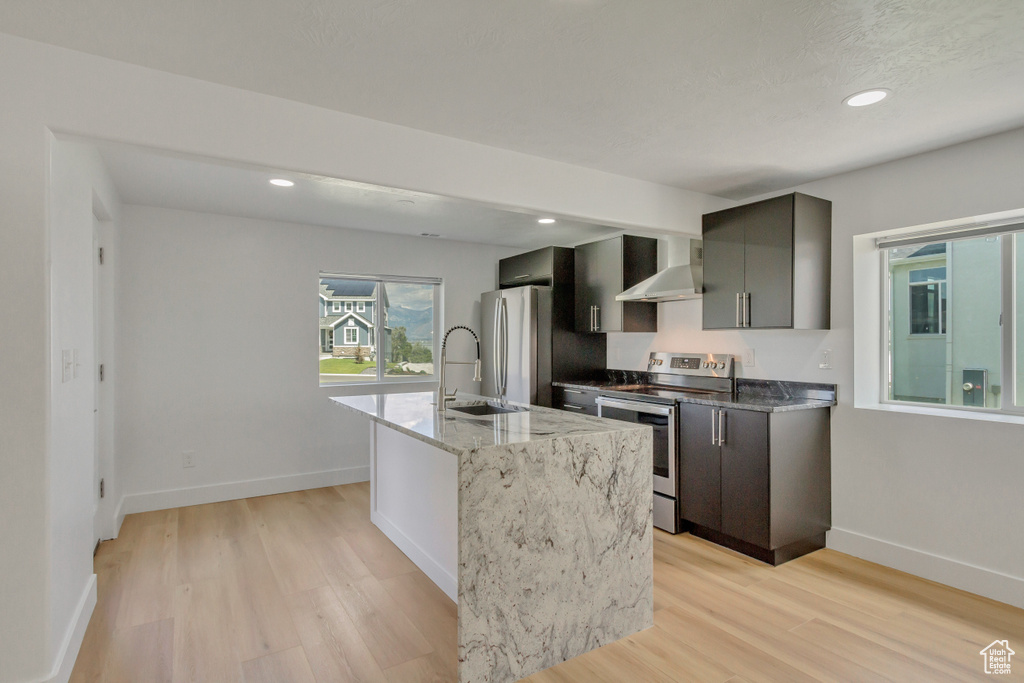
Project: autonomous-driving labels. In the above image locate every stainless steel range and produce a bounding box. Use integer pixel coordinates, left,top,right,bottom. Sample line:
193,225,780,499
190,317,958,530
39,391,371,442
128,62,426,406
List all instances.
594,352,735,533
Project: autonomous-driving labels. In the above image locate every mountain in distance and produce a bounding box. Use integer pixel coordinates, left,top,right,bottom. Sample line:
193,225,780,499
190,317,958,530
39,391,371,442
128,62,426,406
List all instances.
387,305,434,342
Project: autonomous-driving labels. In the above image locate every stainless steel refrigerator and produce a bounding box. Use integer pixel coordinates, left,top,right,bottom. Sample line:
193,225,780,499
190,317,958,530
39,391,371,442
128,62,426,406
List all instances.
481,286,553,406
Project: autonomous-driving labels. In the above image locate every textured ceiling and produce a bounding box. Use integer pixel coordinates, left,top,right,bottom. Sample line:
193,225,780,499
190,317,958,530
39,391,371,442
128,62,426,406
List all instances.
4,1,1024,198
89,140,623,249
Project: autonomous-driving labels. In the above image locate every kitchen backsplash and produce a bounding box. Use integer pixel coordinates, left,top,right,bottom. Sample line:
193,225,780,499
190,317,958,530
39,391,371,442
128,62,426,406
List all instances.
605,368,650,385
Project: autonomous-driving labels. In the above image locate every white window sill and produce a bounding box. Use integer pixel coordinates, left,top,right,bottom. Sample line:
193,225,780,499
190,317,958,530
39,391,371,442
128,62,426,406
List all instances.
321,380,438,396
857,401,1024,425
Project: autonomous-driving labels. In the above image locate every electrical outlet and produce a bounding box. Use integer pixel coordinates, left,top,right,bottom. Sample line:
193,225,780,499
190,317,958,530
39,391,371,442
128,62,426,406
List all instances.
743,348,755,367
182,451,196,468
819,349,833,370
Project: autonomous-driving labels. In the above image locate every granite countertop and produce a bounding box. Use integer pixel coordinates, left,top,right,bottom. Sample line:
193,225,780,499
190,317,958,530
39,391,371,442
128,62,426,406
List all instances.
553,378,837,413
330,391,649,455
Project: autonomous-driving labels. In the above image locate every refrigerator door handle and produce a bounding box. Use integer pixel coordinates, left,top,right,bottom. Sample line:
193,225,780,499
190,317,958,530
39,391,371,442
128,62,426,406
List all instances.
499,297,509,396
492,296,502,396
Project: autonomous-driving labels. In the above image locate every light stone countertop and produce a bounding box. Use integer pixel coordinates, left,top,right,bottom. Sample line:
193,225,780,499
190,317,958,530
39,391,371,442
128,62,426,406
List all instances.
553,380,837,413
330,391,649,455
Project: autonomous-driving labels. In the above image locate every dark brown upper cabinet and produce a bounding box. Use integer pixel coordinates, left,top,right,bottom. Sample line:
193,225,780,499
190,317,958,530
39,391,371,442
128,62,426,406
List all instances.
575,235,658,333
702,193,831,330
498,246,573,288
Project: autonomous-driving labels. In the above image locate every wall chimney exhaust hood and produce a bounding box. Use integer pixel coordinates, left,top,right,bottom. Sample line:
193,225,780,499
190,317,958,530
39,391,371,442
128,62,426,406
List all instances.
616,238,703,302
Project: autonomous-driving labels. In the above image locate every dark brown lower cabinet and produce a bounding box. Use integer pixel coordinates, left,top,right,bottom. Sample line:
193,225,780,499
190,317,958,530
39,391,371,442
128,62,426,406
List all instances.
679,403,830,565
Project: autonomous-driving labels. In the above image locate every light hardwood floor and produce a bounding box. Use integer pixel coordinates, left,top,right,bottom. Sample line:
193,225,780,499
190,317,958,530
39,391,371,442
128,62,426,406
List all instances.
71,482,1023,682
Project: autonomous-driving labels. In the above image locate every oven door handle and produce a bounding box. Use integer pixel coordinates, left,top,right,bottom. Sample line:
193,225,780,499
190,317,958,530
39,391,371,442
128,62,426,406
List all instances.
595,396,674,417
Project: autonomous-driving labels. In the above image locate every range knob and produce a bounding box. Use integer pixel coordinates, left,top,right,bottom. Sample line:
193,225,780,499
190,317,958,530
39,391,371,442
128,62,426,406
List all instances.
702,361,710,368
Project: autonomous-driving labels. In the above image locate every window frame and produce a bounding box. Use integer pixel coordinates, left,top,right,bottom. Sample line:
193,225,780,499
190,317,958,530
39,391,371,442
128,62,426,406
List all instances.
344,326,358,345
320,272,443,389
907,266,947,336
332,300,342,313
880,230,1023,416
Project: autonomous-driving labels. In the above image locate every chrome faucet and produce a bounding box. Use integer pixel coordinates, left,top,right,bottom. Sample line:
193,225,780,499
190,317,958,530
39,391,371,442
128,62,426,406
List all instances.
437,325,482,412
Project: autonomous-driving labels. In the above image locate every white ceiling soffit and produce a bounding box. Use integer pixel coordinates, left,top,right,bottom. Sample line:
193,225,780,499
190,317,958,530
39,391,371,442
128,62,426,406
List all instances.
6,1,1024,199
91,141,622,249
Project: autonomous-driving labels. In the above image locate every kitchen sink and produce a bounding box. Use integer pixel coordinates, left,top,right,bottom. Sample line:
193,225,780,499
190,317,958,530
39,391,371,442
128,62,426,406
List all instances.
448,401,529,416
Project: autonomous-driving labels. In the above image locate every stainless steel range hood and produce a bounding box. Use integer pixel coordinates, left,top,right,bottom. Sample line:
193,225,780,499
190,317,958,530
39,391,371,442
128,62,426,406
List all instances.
616,238,703,302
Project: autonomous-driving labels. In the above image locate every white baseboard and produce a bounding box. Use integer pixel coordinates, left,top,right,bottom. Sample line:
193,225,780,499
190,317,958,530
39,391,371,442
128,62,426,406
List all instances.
112,495,126,539
120,466,370,516
371,510,458,603
32,575,97,683
827,528,1024,609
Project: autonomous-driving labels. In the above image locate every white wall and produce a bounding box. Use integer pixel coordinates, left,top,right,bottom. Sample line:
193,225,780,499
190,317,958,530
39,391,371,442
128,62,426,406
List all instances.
0,32,720,681
115,204,514,511
45,139,123,680
609,127,1024,607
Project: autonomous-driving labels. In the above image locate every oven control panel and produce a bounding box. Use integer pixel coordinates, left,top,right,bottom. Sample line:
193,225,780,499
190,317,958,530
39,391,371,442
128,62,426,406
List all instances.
648,352,734,377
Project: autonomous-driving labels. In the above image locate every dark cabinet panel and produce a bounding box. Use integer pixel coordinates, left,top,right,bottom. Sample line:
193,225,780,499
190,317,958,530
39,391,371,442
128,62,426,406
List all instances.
720,409,770,548
575,237,623,332
552,386,600,416
743,197,793,328
702,211,746,330
575,235,657,333
702,192,830,330
498,246,574,288
679,403,830,565
679,403,721,531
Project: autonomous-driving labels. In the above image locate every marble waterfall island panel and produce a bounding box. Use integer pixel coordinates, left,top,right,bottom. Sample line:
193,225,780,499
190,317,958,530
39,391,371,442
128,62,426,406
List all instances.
457,427,654,683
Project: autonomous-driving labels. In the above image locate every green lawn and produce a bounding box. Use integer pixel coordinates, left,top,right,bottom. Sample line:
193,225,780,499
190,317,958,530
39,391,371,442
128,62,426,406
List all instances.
319,358,376,374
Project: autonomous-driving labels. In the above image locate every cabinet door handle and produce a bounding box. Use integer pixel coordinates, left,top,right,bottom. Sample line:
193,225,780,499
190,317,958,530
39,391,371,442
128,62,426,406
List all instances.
594,306,601,331
564,389,583,395
718,409,726,445
711,408,717,445
514,274,531,280
743,292,751,328
736,293,742,328
563,404,584,411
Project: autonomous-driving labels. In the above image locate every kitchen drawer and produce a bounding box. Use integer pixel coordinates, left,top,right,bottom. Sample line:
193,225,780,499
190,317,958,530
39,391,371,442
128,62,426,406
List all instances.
553,386,600,415
560,403,598,417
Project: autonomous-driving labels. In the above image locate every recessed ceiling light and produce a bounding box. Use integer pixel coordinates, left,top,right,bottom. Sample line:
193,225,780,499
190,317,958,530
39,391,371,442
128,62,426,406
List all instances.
844,89,890,107
269,178,294,187
538,218,556,224
420,232,442,238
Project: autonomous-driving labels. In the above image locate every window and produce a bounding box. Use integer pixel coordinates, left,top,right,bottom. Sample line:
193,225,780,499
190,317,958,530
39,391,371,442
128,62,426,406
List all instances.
882,226,1023,412
908,266,946,335
319,274,441,386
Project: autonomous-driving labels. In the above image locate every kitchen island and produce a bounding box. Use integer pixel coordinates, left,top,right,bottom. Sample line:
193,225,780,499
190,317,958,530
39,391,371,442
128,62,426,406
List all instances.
330,392,653,683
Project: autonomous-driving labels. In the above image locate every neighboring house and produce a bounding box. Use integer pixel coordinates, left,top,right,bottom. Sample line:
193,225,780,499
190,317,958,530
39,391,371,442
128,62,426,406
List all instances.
319,279,391,357
888,239,1006,406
